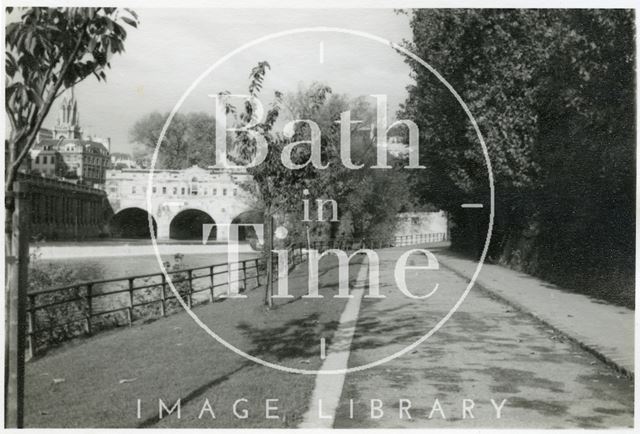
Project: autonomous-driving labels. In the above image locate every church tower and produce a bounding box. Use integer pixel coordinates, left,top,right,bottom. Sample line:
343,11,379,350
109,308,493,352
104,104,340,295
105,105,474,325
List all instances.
53,87,83,140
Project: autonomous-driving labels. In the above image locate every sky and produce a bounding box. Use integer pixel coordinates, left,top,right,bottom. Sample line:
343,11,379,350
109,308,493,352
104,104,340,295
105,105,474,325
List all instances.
43,8,415,153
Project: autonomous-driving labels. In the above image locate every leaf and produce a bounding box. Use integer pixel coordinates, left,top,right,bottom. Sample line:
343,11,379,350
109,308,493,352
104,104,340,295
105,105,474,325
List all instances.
124,9,139,20
118,377,137,384
120,16,137,28
27,88,43,107
5,52,17,77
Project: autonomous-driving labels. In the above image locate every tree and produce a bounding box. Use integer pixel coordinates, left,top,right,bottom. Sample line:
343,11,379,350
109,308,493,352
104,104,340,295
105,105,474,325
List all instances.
401,10,634,305
284,83,413,242
222,70,415,306
4,7,138,426
130,111,217,169
222,63,324,307
5,7,138,193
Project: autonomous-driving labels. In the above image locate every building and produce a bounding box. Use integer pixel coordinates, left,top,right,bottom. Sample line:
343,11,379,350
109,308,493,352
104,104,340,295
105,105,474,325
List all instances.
86,134,112,153
36,127,54,142
105,165,256,240
110,152,139,169
30,88,110,186
30,143,63,178
17,172,111,241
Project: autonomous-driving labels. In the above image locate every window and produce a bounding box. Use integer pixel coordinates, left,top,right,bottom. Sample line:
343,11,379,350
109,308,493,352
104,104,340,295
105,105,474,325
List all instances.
162,186,167,194
233,189,237,196
223,189,227,196
173,187,177,195
203,187,208,196
181,187,185,195
411,217,420,225
132,186,136,194
212,188,217,196
35,156,39,164
152,186,157,194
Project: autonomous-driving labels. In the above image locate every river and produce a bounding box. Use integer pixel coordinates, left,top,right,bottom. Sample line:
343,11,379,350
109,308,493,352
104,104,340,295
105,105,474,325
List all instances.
35,252,260,283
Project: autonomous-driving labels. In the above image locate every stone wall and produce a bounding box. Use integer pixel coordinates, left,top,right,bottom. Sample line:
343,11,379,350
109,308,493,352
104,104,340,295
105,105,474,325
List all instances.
394,211,448,237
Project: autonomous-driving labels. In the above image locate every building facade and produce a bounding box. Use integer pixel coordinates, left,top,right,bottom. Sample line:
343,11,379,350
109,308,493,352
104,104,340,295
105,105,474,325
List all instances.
105,165,256,240
30,88,110,186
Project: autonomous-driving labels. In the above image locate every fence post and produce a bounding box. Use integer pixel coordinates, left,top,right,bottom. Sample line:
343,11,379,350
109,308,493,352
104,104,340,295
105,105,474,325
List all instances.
26,295,35,361
187,270,193,308
255,259,261,286
242,261,247,292
85,283,93,336
127,278,134,326
208,266,215,302
160,274,167,316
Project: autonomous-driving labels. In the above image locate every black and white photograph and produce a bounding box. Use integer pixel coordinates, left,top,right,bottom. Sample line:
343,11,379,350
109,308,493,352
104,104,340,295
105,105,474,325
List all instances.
2,2,636,430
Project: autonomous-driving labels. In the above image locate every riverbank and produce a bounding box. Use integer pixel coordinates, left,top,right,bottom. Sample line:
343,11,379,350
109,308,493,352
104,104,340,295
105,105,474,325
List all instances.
30,241,256,259
24,254,362,428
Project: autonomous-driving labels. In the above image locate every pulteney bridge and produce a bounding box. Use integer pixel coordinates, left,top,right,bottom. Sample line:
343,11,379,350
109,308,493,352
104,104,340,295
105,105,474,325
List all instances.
105,166,260,241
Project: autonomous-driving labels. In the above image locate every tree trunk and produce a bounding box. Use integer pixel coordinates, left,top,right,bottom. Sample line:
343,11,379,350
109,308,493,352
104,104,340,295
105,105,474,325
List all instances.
264,212,274,308
5,181,30,428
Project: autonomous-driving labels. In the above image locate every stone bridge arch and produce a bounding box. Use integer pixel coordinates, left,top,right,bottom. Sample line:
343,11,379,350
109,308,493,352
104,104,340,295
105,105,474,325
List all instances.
108,207,158,238
231,210,264,241
169,208,216,240
105,166,257,241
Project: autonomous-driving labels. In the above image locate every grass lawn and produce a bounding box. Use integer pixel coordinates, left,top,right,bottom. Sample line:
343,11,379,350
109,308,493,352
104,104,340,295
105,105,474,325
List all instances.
24,254,363,428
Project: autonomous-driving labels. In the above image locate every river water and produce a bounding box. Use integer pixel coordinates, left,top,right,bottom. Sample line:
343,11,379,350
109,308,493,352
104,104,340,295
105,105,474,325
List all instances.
37,252,260,283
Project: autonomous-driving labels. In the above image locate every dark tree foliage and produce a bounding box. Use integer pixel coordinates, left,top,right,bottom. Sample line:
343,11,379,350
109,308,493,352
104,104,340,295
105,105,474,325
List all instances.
401,9,635,306
130,112,217,169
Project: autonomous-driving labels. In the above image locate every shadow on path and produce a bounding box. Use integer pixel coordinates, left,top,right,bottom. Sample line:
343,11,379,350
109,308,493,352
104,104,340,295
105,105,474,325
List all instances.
137,363,250,428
